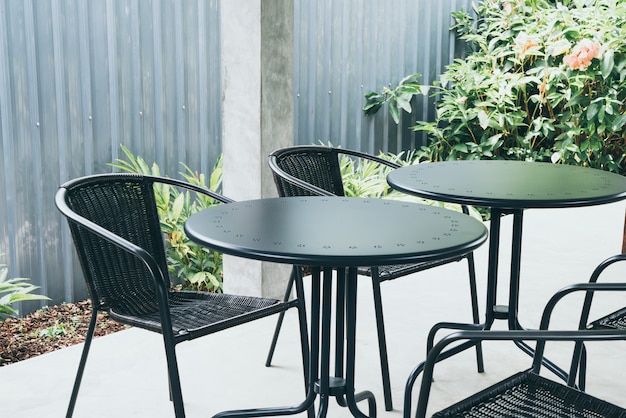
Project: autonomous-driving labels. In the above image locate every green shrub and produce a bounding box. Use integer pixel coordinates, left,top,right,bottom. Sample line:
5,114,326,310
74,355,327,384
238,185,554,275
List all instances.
365,0,626,175
110,145,224,292
0,255,49,320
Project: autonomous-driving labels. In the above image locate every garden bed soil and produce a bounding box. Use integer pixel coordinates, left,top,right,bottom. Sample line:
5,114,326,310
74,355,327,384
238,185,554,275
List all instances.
0,300,128,367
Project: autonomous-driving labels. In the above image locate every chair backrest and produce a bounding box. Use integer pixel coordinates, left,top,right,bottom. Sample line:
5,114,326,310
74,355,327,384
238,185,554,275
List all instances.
55,173,229,316
268,146,346,197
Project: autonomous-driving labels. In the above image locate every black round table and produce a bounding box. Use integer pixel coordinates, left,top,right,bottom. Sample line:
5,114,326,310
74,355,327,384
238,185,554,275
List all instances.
387,160,626,394
185,196,488,418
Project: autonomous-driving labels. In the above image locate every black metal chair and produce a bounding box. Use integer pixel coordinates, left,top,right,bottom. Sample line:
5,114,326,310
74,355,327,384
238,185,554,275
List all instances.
584,254,626,332
563,253,626,392
265,144,483,411
406,280,626,418
55,173,310,418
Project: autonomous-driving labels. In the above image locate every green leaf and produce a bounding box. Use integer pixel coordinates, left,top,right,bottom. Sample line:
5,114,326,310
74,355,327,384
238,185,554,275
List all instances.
389,101,400,124
452,143,469,153
396,94,413,114
586,103,600,121
601,49,615,79
363,102,382,116
170,194,185,222
478,110,490,130
612,114,626,132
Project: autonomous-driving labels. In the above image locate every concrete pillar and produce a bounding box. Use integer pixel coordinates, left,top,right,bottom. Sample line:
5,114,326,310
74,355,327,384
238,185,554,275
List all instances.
220,0,294,299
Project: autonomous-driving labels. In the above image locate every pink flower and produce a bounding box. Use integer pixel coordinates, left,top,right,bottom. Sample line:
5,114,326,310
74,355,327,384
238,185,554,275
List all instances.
563,39,601,70
514,32,539,59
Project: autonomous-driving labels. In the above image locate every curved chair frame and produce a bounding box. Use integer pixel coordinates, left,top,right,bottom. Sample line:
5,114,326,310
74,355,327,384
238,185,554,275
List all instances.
56,173,310,418
407,281,626,418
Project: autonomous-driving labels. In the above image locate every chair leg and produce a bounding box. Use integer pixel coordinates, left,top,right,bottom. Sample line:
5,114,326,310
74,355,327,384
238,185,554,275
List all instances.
466,253,485,373
265,267,298,367
66,308,99,418
371,269,394,411
162,332,185,418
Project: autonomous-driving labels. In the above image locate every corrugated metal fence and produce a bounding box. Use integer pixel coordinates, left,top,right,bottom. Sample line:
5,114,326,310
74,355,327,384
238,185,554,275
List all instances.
0,0,472,314
294,0,473,153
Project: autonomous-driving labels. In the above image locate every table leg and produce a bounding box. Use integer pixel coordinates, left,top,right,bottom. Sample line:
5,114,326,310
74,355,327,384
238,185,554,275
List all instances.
485,207,504,325
508,209,524,330
212,265,376,418
211,269,321,418
344,267,377,418
316,267,334,418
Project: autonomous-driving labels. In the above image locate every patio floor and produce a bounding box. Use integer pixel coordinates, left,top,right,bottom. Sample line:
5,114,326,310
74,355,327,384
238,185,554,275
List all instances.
2,201,626,417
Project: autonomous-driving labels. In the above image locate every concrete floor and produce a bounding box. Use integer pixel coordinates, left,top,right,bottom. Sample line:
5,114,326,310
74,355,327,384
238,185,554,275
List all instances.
2,201,626,418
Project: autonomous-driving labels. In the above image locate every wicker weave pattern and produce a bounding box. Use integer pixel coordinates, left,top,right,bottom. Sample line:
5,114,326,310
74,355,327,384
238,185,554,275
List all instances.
433,372,626,418
359,258,465,281
588,307,626,330
109,291,280,338
66,178,167,316
273,149,344,196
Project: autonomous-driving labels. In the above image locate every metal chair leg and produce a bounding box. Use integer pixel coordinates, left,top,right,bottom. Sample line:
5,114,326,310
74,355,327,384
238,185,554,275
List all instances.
162,332,185,417
466,253,485,373
371,270,393,411
66,308,99,418
265,267,298,367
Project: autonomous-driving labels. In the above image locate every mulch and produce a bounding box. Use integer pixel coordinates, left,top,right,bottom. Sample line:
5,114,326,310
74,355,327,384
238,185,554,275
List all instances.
0,300,128,367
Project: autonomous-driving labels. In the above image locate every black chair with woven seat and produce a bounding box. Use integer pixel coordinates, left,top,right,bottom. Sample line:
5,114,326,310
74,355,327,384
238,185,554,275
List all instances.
55,173,310,418
407,280,626,418
264,144,483,411
584,254,626,332
566,253,626,391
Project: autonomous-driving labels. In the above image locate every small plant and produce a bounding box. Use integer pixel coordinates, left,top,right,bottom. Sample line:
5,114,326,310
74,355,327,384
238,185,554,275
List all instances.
110,145,224,292
38,323,71,340
0,255,49,321
363,74,429,124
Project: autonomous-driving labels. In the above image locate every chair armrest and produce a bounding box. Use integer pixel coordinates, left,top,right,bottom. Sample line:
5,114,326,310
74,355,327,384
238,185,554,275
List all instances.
146,174,234,204
540,281,626,330
412,327,626,418
589,253,626,283
407,281,626,418
334,147,401,170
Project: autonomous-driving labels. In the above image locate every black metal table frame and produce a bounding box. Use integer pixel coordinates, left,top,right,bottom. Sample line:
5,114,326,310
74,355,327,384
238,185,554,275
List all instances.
185,196,488,418
213,266,376,418
385,161,626,416
424,207,555,367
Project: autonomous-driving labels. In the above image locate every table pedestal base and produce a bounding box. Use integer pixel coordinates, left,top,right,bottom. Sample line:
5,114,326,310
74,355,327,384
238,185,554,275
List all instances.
213,267,376,418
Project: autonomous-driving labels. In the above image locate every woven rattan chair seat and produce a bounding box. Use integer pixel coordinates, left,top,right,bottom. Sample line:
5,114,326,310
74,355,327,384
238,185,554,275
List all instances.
109,291,282,339
433,372,626,418
357,256,466,281
588,307,626,330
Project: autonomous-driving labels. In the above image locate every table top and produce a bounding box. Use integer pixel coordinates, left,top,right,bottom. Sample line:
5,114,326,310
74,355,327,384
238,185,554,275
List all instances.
184,196,487,267
387,160,626,209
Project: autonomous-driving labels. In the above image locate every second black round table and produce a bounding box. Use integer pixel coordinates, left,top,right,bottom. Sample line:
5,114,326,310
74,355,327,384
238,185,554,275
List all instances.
388,160,626,390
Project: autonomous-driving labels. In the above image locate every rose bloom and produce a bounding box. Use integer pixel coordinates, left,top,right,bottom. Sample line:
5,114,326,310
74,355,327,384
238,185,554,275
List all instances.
563,39,601,70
